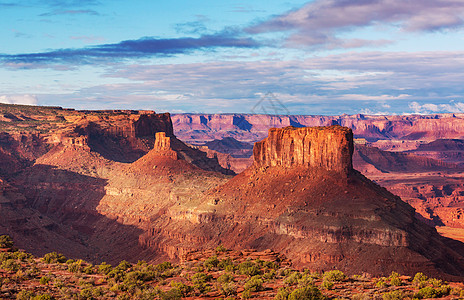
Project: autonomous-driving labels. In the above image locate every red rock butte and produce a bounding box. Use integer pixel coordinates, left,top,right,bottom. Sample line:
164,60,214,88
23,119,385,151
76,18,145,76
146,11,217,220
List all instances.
253,125,353,174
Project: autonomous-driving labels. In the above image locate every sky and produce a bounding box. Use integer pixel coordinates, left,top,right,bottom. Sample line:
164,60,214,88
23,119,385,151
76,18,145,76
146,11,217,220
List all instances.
1,0,464,115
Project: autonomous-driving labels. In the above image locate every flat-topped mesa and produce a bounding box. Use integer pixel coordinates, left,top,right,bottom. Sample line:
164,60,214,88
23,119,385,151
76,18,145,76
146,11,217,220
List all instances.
253,125,354,174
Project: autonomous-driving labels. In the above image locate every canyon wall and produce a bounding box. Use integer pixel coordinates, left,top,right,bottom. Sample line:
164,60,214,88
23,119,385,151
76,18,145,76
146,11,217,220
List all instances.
172,113,464,147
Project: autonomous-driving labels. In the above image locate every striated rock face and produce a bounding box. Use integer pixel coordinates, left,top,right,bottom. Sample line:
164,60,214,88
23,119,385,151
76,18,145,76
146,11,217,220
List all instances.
253,126,353,174
172,113,464,145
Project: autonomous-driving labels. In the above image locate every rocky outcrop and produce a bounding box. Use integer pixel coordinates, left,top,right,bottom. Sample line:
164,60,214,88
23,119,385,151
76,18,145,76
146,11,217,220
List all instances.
253,126,353,174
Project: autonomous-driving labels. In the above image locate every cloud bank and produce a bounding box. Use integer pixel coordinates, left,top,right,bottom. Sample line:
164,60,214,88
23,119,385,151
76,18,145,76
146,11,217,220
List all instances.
0,95,38,105
248,0,464,47
0,32,259,67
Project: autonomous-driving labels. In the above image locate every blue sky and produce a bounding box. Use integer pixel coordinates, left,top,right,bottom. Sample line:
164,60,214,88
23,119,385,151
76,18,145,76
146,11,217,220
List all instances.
1,0,464,115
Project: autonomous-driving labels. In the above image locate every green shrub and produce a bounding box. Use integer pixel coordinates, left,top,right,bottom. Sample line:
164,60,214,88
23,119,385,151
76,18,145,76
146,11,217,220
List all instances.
413,272,428,287
244,275,264,292
16,290,35,300
83,264,94,275
42,252,66,264
298,274,314,287
155,261,172,272
218,257,234,270
68,260,83,273
263,269,276,280
98,262,112,274
415,286,440,299
1,259,20,272
0,235,14,248
388,272,402,286
170,281,193,297
216,245,228,252
159,288,182,300
219,282,237,297
376,277,388,288
274,287,290,300
39,276,51,285
288,285,325,300
284,272,302,286
241,289,252,299
323,270,346,282
382,290,403,300
33,294,54,300
116,260,132,271
203,255,219,269
191,272,212,294
238,260,261,276
321,279,334,290
427,278,443,287
217,272,234,284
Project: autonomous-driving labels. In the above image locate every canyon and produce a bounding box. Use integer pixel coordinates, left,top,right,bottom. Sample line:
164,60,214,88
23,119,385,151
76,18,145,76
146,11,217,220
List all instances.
173,113,464,234
1,104,464,279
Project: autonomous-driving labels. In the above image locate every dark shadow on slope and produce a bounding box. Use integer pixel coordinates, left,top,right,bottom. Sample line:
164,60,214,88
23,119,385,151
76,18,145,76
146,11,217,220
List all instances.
8,164,154,264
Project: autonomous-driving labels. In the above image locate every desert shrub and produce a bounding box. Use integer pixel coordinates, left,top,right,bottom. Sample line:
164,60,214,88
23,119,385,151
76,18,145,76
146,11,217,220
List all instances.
68,260,84,273
159,288,182,300
323,270,346,282
39,276,51,285
264,260,279,270
216,245,228,252
42,252,66,264
274,287,290,300
170,281,193,297
427,278,443,287
116,260,132,271
13,251,32,262
16,290,35,300
1,258,20,272
263,269,276,280
219,282,237,297
413,272,428,288
218,257,234,270
155,261,172,272
382,290,403,300
352,294,370,300
244,275,264,292
288,285,325,300
0,235,14,248
238,260,261,276
284,271,302,286
107,268,126,282
98,262,112,274
241,289,252,299
217,272,234,284
33,294,54,300
298,274,314,287
388,272,402,286
83,264,95,274
376,277,388,288
191,272,212,294
321,279,334,290
79,288,95,300
203,255,220,269
415,286,440,299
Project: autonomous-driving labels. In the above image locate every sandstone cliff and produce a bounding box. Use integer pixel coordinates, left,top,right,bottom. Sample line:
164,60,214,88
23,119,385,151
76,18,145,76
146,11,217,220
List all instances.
172,113,464,147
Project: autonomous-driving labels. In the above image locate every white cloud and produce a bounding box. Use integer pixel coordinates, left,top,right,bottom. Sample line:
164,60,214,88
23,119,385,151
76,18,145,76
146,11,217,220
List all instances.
0,94,38,105
409,101,464,114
